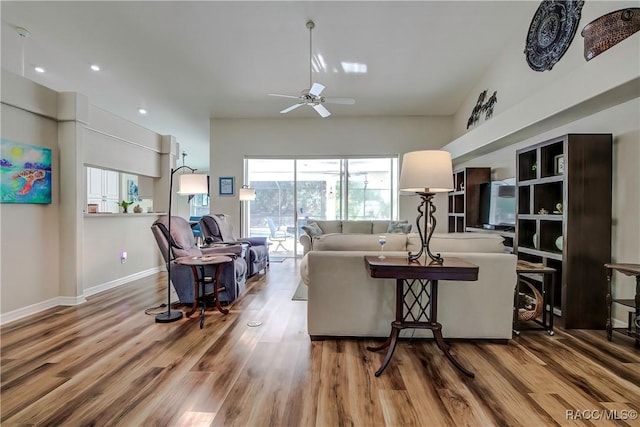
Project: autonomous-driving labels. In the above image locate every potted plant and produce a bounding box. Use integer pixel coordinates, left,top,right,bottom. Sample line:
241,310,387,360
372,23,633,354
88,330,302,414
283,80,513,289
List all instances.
119,200,134,213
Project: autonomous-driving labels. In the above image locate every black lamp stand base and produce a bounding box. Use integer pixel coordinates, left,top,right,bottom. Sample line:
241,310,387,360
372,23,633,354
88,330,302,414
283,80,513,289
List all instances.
155,310,184,323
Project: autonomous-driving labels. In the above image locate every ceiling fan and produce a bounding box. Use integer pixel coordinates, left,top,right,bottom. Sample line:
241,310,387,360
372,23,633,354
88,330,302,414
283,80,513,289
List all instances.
268,20,355,118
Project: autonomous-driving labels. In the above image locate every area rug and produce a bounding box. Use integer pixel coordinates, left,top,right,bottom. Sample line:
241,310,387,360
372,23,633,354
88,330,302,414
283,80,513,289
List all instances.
269,256,287,263
292,281,308,301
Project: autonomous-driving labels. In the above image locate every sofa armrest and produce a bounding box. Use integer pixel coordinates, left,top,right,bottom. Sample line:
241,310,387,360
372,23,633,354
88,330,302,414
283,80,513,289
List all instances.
300,234,312,255
238,236,267,247
202,245,242,257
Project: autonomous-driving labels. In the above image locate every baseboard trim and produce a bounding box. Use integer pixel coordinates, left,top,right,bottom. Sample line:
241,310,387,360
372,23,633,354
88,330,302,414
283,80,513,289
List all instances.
84,266,162,297
0,266,163,326
0,295,87,325
309,335,510,344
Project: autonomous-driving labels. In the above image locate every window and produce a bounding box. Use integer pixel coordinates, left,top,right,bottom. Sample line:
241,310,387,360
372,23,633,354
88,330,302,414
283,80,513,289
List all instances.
190,193,210,217
246,155,398,256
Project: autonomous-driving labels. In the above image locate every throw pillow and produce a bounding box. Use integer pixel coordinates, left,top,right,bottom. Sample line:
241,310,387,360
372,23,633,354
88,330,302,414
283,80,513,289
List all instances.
302,222,323,238
386,220,412,234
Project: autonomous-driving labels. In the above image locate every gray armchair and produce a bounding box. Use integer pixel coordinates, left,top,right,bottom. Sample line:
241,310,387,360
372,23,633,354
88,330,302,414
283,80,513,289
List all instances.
200,213,269,277
151,216,247,304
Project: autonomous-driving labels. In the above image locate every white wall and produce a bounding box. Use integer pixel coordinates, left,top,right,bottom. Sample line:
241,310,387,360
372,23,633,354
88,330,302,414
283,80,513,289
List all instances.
84,106,163,178
1,103,60,314
448,1,639,160
1,71,172,323
210,116,453,232
83,214,164,295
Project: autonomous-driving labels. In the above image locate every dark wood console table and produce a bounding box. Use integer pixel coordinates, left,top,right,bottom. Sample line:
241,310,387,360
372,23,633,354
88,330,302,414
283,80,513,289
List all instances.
175,255,233,329
364,256,479,378
605,263,640,346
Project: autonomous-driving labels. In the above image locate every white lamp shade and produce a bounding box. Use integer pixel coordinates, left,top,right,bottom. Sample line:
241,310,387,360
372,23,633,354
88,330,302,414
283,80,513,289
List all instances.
399,150,454,193
239,187,256,201
177,173,208,195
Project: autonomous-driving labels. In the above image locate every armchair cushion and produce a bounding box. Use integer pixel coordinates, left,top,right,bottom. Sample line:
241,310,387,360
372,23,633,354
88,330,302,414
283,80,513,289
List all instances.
200,214,269,277
151,216,247,304
154,216,199,257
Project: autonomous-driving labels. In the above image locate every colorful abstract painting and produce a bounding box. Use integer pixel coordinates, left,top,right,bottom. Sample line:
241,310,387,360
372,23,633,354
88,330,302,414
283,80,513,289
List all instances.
0,140,52,204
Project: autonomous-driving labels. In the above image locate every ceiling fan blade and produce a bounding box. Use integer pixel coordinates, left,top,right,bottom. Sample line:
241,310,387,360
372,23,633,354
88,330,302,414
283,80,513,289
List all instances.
309,83,325,97
268,93,301,99
312,103,331,118
280,103,304,114
322,97,356,105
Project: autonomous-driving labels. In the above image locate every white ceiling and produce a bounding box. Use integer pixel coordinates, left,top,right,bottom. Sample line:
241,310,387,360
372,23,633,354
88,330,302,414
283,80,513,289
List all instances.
1,1,536,169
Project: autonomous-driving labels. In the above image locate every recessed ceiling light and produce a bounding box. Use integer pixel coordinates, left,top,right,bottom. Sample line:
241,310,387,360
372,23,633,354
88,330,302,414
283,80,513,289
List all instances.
90,64,101,71
138,108,147,115
34,66,45,73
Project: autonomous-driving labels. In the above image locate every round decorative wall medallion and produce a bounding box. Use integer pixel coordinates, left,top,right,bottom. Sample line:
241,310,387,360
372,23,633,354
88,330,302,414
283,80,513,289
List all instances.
524,0,585,71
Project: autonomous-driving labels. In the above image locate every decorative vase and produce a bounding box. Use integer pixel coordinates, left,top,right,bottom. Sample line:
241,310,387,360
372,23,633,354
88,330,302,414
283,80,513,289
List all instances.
555,236,563,251
122,207,128,213
133,204,143,213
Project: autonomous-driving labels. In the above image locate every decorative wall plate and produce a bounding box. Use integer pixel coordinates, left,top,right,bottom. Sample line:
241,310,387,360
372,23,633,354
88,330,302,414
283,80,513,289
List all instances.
582,8,640,61
525,0,585,71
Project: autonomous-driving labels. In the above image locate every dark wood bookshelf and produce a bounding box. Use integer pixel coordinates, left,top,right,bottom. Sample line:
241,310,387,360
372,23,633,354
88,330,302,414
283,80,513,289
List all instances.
515,134,612,329
448,167,491,233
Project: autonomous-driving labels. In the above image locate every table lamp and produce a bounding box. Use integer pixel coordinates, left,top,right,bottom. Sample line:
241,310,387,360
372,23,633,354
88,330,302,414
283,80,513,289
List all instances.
156,167,209,323
399,150,453,264
239,185,256,237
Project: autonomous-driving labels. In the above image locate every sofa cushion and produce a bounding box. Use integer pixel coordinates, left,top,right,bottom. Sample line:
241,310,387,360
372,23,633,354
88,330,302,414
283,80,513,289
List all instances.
386,220,412,234
407,232,505,253
371,221,391,234
315,220,342,234
342,221,373,234
313,233,407,252
302,222,323,237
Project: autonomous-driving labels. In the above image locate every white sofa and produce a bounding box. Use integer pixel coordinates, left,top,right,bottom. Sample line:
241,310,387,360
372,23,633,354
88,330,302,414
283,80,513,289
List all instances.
300,232,517,340
299,219,409,255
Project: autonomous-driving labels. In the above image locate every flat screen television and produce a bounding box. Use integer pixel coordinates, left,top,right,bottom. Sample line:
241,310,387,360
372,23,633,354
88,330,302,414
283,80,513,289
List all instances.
478,178,516,229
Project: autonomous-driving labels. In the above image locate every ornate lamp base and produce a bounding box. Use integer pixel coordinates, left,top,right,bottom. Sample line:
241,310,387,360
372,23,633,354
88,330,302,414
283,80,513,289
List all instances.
408,192,443,265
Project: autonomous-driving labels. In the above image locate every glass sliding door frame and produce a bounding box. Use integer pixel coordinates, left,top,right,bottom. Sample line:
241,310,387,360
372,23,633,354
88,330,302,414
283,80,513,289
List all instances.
246,155,398,257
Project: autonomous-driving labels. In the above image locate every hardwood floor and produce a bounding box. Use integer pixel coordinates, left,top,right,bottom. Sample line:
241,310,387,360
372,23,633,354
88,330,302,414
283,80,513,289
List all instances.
2,258,639,426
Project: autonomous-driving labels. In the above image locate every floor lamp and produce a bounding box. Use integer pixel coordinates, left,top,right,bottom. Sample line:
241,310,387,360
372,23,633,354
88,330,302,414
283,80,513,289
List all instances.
156,167,209,323
239,185,256,238
399,150,453,264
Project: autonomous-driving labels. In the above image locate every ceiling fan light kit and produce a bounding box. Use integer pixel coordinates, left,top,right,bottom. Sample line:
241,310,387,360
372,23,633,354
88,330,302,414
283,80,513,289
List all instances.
268,20,355,118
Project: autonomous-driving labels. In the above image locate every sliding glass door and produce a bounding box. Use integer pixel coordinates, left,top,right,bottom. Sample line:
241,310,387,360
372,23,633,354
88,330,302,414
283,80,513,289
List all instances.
246,156,397,257
346,158,396,220
246,159,295,255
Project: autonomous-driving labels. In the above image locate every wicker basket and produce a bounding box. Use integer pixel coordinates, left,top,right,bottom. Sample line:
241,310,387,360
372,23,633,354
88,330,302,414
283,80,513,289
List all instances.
517,278,544,322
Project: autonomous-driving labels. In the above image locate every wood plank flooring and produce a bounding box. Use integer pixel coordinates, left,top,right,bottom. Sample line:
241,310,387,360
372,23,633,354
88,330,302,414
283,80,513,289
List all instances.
2,258,639,426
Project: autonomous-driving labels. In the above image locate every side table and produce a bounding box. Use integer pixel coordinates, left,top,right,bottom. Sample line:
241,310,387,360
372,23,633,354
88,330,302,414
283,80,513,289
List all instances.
364,256,479,378
605,263,640,346
175,255,233,329
513,260,556,336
